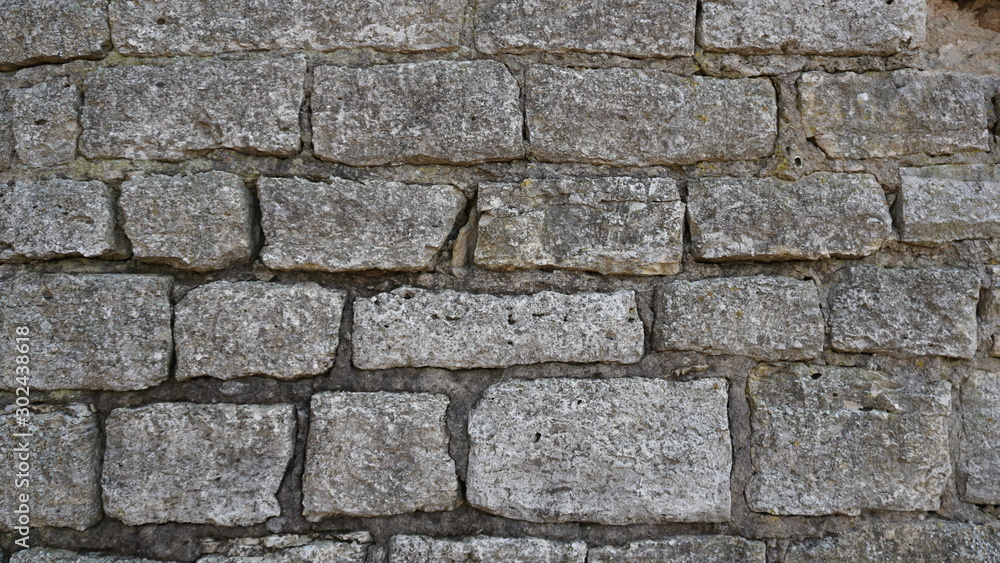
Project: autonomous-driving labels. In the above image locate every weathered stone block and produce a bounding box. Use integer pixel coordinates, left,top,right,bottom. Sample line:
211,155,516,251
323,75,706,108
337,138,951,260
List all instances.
0,274,171,391
526,65,776,165
0,179,126,262
653,276,824,361
175,281,345,381
688,173,892,261
475,0,696,57
389,535,586,563
588,537,766,563
476,177,685,275
198,538,368,563
80,58,305,160
120,172,254,271
0,404,101,531
353,288,644,369
829,266,979,358
10,78,81,167
960,370,1000,504
699,0,925,55
103,403,296,526
898,165,1000,243
109,0,464,56
0,0,108,70
10,549,168,563
312,61,523,165
467,377,732,524
747,363,951,516
0,101,13,171
799,71,989,159
785,523,1000,562
303,392,458,519
258,177,465,272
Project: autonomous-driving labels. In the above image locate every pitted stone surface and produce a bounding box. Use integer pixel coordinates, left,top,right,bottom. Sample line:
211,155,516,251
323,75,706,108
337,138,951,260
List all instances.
653,276,824,361
699,0,926,55
799,70,990,159
747,363,952,516
103,403,296,526
198,540,368,563
688,173,892,261
476,177,685,275
389,535,586,563
0,0,108,69
467,377,732,524
303,392,459,519
829,266,980,358
10,549,171,563
352,287,644,369
0,274,171,391
898,165,1000,243
588,537,766,563
0,179,126,262
80,58,306,160
0,404,101,531
960,370,1000,504
259,177,465,272
312,61,523,166
120,172,254,271
0,102,13,171
10,78,81,167
785,523,1000,562
526,65,776,165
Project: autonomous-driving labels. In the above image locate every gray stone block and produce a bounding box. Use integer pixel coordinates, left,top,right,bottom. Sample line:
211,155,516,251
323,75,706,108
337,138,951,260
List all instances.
11,548,170,563
960,370,1000,504
0,0,108,70
898,165,1000,243
10,78,81,167
588,537,766,563
197,539,368,563
785,523,1000,562
389,535,586,563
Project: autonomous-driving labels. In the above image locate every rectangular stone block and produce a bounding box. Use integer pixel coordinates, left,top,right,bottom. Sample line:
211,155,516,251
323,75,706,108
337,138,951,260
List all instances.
747,364,951,516
653,275,824,361
198,538,369,563
799,70,990,159
476,177,685,275
898,164,1000,243
303,392,459,519
688,172,892,262
699,0,925,55
960,370,1000,504
588,537,766,563
353,287,644,369
11,549,166,563
0,0,108,69
103,403,296,526
10,78,81,167
175,282,346,381
467,377,732,524
80,58,306,160
526,65,776,165
110,0,464,56
475,0,696,57
389,535,586,563
0,274,172,391
259,176,465,272
786,523,1000,562
829,266,980,358
312,61,523,166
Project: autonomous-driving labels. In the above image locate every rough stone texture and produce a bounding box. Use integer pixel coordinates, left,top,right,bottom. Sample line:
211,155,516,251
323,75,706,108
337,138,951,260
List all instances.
175,282,344,381
688,173,892,262
258,177,465,272
198,540,367,563
109,0,464,56
829,266,980,358
699,0,926,55
312,61,523,166
653,276,824,360
476,177,684,275
799,70,990,159
352,288,644,369
898,164,1000,243
0,99,13,171
526,65,777,165
0,404,101,531
747,363,952,516
475,0,696,57
303,392,459,519
0,274,171,391
960,370,1000,504
389,535,586,563
103,403,296,526
9,78,81,167
467,377,732,524
0,179,126,262
119,172,254,271
0,0,108,70
588,537,766,563
785,523,1000,562
10,549,169,563
80,58,305,161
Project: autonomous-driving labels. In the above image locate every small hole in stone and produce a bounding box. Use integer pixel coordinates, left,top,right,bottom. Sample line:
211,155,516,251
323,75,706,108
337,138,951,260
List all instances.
34,119,47,126
885,0,893,4
794,156,803,167
156,17,167,24
155,82,166,88
532,432,541,443
810,373,822,380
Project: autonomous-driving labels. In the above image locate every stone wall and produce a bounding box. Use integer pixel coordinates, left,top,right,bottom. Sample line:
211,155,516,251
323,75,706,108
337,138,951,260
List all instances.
2,0,1000,561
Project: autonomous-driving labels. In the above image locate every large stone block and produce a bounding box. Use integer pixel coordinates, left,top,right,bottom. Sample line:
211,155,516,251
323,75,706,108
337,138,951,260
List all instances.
10,549,168,563
258,177,465,272
312,61,523,166
0,0,108,70
588,537,766,563
0,274,172,391
653,276,824,361
103,403,296,526
898,165,1000,243
526,65,776,165
80,58,306,160
785,523,1000,562
303,392,458,519
352,288,644,369
960,370,1000,504
829,266,979,358
688,173,892,262
467,377,732,524
198,537,369,563
389,535,586,563
747,363,951,516
799,71,989,159
10,78,81,167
